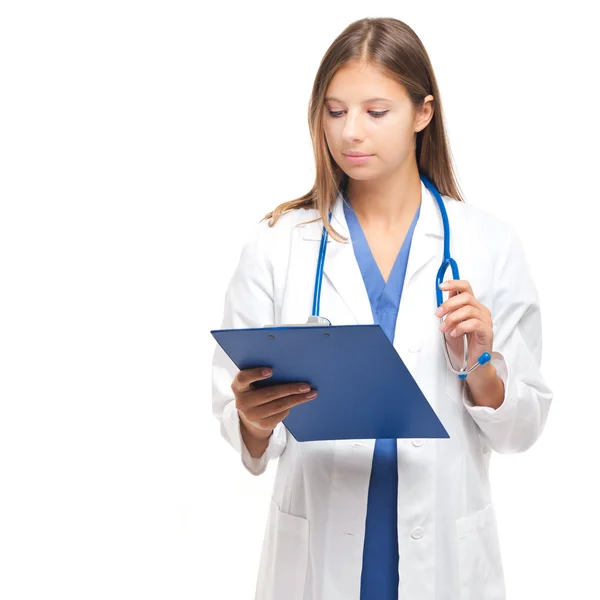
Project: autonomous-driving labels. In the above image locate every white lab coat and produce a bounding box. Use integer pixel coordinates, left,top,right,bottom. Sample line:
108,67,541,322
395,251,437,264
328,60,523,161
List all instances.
212,179,553,600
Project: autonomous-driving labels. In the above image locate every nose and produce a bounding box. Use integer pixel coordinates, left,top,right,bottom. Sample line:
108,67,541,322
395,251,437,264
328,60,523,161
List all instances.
341,111,365,143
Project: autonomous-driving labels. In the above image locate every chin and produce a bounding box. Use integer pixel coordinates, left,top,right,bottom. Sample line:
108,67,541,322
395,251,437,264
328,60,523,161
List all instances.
341,168,378,181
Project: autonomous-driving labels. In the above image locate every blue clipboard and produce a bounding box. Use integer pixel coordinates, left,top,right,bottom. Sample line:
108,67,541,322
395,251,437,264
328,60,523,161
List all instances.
211,324,449,442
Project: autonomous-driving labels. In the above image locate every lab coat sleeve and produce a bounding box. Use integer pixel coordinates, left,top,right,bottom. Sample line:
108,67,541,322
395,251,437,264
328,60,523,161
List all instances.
462,225,553,454
211,221,288,476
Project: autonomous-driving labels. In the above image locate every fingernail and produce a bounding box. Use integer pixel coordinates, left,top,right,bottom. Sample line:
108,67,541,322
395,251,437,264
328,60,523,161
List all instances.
435,307,443,317
262,368,272,377
306,391,317,399
299,384,310,392
439,281,448,288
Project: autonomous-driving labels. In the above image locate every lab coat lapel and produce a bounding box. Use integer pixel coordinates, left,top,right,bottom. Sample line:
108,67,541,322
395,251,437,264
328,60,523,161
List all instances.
301,190,373,325
393,180,445,358
325,193,376,325
403,179,444,288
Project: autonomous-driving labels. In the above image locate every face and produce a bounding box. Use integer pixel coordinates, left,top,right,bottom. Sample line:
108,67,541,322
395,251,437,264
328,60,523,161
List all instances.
323,61,434,180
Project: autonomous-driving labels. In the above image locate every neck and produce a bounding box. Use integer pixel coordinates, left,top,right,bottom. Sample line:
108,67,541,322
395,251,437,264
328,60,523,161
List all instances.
345,162,422,230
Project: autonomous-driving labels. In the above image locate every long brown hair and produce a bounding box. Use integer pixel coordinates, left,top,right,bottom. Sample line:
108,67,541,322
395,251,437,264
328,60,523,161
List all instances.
262,17,465,243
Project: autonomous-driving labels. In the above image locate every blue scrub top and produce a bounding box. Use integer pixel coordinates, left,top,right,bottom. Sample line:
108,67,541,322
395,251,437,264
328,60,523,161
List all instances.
342,184,421,600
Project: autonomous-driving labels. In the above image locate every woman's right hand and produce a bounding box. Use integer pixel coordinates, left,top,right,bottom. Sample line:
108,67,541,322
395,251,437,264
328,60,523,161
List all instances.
232,367,318,440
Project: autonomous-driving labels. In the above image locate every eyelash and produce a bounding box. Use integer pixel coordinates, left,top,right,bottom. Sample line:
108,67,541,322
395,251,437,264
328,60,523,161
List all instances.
328,110,388,119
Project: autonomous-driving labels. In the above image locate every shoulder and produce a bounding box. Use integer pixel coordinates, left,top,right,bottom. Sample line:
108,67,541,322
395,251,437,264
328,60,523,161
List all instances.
248,205,321,243
441,196,535,302
442,195,515,253
239,205,321,262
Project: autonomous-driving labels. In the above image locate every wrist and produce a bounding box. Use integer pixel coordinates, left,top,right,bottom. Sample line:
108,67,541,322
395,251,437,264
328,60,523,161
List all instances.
465,361,505,409
239,411,273,441
466,360,496,387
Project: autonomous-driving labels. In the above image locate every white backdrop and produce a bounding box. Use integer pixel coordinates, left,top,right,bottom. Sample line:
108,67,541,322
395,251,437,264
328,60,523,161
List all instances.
1,1,598,598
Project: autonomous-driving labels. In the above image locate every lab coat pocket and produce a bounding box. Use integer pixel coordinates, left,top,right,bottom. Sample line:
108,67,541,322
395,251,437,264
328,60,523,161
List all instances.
255,499,309,600
455,503,506,600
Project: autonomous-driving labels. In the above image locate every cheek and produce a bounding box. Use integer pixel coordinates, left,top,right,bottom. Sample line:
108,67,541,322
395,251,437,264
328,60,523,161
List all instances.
374,118,413,153
378,135,414,164
323,123,338,151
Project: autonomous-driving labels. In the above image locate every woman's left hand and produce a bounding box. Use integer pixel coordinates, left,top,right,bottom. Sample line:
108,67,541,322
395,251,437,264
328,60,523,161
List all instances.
434,279,493,370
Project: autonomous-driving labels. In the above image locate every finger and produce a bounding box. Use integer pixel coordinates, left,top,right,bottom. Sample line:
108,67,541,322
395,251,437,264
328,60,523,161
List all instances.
449,317,490,338
436,287,492,320
246,390,318,422
439,305,481,332
242,382,315,410
232,366,273,393
259,392,317,430
439,279,474,295
436,291,476,317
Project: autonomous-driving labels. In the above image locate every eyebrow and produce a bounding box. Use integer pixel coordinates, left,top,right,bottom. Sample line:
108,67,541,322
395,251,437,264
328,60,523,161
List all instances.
324,96,392,104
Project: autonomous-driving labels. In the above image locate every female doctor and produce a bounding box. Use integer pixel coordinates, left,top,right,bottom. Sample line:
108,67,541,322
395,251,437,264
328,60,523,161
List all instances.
212,16,553,600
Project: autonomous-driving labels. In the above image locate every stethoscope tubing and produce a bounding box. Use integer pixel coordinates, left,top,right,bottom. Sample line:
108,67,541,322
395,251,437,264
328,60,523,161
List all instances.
312,173,490,378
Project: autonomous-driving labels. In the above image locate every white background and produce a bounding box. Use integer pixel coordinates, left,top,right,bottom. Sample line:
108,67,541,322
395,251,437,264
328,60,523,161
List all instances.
1,1,598,598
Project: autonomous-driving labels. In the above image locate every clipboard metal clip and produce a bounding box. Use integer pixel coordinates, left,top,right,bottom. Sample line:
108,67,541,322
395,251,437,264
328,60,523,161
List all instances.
306,315,331,326
262,315,332,328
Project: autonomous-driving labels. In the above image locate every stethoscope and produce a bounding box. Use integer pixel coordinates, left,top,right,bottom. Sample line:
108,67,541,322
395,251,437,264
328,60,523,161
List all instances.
309,173,491,379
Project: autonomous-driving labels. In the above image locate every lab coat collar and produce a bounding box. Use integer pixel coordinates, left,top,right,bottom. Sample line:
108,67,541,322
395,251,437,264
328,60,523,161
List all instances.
301,178,444,324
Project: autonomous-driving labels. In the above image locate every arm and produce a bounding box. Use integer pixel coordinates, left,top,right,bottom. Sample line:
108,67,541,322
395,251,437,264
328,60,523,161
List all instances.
461,226,553,454
239,410,274,458
211,222,288,475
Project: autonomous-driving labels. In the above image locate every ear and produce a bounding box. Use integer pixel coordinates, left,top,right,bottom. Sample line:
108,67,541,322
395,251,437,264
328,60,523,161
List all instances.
415,95,435,132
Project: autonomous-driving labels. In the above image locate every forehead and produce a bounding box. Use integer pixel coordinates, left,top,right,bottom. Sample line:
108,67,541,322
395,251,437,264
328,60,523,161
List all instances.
325,62,408,104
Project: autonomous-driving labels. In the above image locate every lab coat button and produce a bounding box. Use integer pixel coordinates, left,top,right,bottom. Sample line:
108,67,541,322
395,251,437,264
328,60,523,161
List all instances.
409,343,421,353
412,439,424,447
411,527,424,539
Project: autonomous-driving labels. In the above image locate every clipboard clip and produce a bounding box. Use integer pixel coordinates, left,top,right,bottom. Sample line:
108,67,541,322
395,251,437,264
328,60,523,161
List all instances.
262,315,332,328
306,315,331,326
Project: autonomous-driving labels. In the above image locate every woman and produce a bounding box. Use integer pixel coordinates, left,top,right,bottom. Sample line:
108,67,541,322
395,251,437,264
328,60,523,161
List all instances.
212,17,552,600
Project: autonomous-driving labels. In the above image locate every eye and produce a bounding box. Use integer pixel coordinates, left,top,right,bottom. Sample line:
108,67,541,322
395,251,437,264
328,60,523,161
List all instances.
327,110,388,119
